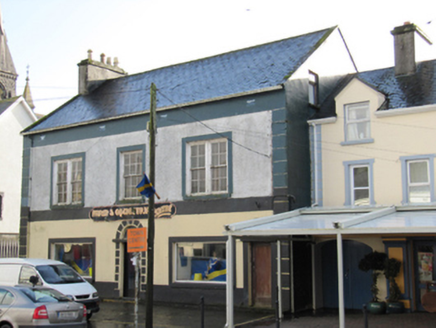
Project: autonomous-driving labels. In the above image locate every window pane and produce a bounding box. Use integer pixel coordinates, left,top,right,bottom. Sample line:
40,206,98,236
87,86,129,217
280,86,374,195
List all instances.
347,122,370,140
71,159,82,203
53,243,93,278
57,162,68,203
410,161,429,183
175,242,226,282
353,167,369,188
410,185,431,203
354,189,369,206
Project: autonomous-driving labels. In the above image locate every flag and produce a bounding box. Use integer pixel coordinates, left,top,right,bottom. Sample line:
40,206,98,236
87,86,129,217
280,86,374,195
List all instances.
136,173,156,198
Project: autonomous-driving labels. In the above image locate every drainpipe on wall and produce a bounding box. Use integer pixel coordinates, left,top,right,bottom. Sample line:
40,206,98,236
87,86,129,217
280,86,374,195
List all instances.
310,122,319,207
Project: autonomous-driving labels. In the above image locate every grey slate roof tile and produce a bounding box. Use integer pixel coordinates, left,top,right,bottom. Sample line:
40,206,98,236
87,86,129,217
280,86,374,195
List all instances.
25,27,336,133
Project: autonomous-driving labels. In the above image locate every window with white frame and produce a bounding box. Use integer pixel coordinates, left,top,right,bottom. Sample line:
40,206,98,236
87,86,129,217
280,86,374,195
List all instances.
52,156,83,205
407,159,431,203
120,149,143,200
308,71,319,106
350,165,370,206
344,159,374,206
345,102,370,141
171,238,227,283
188,138,228,196
401,155,435,204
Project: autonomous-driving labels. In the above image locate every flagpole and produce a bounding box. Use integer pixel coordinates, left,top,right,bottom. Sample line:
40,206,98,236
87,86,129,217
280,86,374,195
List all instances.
145,83,157,328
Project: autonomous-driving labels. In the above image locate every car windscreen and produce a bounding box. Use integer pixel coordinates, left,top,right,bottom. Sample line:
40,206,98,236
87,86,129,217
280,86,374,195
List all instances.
20,288,70,303
36,265,84,284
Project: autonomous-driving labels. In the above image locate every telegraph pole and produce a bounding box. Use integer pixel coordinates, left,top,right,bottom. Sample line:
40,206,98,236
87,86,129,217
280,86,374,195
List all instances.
146,83,157,328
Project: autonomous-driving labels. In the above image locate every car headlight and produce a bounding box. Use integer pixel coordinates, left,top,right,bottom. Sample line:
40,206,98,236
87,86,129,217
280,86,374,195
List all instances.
92,292,99,298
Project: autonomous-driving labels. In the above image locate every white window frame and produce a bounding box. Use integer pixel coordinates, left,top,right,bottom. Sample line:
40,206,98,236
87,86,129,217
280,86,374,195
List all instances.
52,157,83,206
344,159,374,206
350,164,370,206
119,150,143,200
186,138,228,196
407,159,431,204
344,101,371,143
401,155,435,205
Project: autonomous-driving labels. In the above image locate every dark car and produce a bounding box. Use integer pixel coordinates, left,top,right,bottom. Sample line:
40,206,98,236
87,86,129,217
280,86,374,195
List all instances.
0,285,87,327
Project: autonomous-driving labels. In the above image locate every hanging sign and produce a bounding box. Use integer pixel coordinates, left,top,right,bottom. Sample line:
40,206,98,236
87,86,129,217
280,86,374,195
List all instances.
127,227,147,253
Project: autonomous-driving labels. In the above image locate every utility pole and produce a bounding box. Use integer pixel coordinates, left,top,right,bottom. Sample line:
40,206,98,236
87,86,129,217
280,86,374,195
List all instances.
146,83,157,328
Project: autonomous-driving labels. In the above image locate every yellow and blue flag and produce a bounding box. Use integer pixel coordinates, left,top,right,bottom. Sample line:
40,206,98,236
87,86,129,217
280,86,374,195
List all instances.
136,173,156,198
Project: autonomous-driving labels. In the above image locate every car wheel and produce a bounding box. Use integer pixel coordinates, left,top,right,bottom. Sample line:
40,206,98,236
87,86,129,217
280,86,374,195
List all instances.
0,323,12,328
87,312,93,320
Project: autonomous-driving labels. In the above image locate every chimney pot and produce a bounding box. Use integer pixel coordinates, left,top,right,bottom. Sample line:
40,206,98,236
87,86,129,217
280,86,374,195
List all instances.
114,57,119,67
100,53,105,63
87,49,93,61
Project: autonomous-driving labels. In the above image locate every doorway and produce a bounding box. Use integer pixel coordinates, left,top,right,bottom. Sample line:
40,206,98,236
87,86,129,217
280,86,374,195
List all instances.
252,242,272,307
123,243,136,298
414,240,436,311
321,240,372,309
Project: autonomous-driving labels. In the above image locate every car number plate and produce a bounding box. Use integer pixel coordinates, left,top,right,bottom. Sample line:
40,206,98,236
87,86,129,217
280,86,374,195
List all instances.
58,311,77,319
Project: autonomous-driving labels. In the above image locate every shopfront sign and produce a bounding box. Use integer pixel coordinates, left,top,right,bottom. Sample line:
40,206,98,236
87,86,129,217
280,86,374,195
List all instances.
89,202,176,221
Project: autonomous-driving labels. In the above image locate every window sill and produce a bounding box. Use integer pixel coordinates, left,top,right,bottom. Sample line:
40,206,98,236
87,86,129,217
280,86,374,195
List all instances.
116,198,143,204
51,204,84,210
183,192,231,201
341,138,374,146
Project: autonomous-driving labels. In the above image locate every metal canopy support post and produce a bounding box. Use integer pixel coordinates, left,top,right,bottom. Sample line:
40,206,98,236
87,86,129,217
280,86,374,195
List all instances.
277,240,283,319
226,235,234,328
337,232,345,328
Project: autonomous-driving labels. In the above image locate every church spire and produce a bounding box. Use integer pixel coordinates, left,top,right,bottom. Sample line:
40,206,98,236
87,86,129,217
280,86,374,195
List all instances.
0,2,17,98
23,66,35,109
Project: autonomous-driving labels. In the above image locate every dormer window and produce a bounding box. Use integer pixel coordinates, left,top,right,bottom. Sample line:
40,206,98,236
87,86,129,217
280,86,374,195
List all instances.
344,101,370,142
308,71,319,106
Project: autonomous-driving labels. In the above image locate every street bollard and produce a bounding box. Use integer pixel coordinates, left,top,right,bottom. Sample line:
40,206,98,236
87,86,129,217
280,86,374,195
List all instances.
363,304,368,328
200,296,205,328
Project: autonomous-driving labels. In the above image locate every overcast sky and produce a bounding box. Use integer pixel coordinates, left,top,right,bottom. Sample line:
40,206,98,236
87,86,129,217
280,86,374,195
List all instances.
2,0,435,115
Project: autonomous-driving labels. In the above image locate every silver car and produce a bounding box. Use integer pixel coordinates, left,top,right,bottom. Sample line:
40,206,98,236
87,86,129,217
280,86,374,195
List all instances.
0,285,87,327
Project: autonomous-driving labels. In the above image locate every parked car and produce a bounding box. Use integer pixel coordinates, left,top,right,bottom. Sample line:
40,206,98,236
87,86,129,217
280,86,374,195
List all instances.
0,258,99,318
0,285,87,327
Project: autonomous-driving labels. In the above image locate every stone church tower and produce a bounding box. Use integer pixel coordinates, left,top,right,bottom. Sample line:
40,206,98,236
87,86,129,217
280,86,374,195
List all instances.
0,5,17,100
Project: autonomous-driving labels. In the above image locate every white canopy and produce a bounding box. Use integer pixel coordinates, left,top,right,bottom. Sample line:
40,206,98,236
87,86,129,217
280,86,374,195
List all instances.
224,205,436,328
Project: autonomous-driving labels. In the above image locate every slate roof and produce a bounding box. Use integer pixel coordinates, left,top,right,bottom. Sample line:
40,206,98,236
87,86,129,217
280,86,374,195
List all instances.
314,59,436,119
25,27,337,134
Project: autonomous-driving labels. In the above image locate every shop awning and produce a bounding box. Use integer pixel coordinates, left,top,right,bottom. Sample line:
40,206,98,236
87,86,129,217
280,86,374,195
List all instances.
224,205,436,328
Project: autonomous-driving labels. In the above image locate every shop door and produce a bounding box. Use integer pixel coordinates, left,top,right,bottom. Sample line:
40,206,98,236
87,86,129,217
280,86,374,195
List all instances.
321,240,372,309
414,240,436,311
252,243,272,307
123,244,136,298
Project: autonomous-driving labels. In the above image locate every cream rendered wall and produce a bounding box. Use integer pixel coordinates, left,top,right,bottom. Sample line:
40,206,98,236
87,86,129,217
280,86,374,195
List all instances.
28,210,272,289
0,99,36,232
320,78,436,207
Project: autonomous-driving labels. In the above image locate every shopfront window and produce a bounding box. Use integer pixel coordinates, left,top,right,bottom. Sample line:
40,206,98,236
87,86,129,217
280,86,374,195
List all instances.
49,239,95,279
171,238,226,283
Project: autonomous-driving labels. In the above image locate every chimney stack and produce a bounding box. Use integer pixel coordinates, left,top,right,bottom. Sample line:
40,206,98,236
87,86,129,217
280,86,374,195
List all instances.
78,50,127,95
391,22,432,76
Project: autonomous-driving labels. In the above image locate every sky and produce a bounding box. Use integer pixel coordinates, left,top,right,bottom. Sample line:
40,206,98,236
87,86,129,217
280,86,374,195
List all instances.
1,0,435,116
